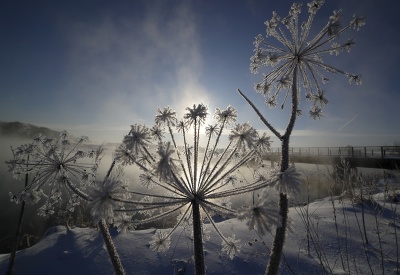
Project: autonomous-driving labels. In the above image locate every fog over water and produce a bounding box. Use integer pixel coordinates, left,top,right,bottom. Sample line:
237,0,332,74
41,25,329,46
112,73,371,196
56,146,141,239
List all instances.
0,138,258,252
0,137,45,253
0,140,139,251
0,137,391,253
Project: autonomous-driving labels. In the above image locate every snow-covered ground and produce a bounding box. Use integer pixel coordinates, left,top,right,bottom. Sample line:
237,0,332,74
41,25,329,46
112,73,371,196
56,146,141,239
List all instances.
1,186,399,275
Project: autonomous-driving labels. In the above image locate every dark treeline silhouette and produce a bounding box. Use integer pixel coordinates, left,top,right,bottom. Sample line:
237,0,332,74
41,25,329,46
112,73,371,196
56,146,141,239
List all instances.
0,121,61,139
0,121,88,142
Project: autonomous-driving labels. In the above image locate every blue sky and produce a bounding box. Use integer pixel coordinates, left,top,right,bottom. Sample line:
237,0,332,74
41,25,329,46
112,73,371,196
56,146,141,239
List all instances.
0,0,399,147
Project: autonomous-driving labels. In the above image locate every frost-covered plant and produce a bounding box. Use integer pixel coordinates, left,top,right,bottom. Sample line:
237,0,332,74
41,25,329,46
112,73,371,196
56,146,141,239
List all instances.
84,158,130,275
5,132,128,275
238,1,365,274
108,104,275,275
89,177,130,224
238,189,281,237
149,230,171,253
5,131,101,274
89,165,128,275
221,235,241,260
6,131,101,214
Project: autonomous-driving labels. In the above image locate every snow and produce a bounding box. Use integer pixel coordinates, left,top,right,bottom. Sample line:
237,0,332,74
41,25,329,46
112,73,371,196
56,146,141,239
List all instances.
1,189,399,274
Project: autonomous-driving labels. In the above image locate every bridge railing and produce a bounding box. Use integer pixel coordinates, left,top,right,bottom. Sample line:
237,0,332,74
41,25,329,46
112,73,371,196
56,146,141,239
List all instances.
268,146,400,159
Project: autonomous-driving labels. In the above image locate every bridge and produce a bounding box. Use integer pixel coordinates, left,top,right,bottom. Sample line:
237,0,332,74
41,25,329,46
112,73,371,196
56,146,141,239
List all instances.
265,146,400,170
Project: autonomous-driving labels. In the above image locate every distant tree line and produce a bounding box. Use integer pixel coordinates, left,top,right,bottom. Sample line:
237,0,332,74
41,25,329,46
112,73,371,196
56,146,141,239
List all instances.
0,121,87,142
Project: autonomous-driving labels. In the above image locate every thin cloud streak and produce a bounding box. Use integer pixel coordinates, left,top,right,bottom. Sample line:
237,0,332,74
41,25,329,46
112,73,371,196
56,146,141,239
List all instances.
337,112,361,131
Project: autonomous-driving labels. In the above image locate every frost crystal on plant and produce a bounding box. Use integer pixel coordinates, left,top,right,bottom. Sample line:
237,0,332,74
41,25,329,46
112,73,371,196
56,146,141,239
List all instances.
270,166,302,196
238,191,281,236
88,178,129,223
6,131,102,215
221,235,241,259
149,230,171,253
250,0,364,118
106,104,276,263
113,212,135,234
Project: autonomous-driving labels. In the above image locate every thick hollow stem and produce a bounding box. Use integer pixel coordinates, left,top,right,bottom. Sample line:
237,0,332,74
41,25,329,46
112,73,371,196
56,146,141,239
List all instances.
266,193,288,275
283,67,298,147
98,219,126,275
192,199,206,275
266,67,298,275
280,137,290,172
98,161,126,275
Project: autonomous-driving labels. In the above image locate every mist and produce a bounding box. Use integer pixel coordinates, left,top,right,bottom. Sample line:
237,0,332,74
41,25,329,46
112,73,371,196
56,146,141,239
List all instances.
0,138,138,253
2,136,388,254
0,136,258,253
0,137,44,253
0,138,181,253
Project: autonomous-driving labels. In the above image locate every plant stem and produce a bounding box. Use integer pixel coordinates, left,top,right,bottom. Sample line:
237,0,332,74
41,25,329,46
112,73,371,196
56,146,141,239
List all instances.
237,89,282,139
266,67,298,275
98,219,126,275
266,193,288,275
306,176,311,254
6,200,26,275
192,199,205,275
351,198,373,274
7,156,29,275
360,181,369,244
99,160,126,275
373,204,385,275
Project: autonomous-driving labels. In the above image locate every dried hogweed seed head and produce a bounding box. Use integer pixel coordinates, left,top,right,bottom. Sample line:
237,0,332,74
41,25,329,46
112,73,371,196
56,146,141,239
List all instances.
229,123,258,151
110,103,274,262
221,235,241,259
6,131,100,215
155,106,177,126
214,105,237,125
184,103,208,126
149,230,171,252
88,178,129,223
124,124,151,155
251,0,364,119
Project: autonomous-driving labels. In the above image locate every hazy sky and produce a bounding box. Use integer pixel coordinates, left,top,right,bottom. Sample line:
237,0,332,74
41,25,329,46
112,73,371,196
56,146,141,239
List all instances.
1,0,399,147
